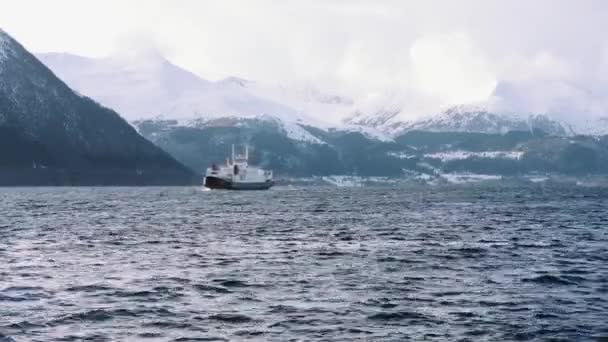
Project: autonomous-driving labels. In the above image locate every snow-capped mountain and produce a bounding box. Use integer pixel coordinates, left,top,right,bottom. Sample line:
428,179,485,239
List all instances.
0,29,194,185
398,105,572,136
37,51,396,144
242,81,398,140
344,104,572,137
343,106,407,136
37,52,331,144
344,78,608,137
42,50,605,142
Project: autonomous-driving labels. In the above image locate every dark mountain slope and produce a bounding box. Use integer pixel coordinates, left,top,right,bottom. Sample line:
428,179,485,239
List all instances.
0,29,195,185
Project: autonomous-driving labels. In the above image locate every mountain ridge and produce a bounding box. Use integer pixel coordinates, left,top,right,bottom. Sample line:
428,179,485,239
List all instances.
0,29,195,185
398,105,573,136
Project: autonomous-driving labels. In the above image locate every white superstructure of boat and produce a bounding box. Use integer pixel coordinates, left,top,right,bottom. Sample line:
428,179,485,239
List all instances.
204,145,274,190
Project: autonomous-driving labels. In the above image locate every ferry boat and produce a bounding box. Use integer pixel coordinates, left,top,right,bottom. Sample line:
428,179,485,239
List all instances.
204,145,274,190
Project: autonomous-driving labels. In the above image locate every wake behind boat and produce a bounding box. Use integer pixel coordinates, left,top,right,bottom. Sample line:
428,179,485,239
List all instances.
204,145,274,190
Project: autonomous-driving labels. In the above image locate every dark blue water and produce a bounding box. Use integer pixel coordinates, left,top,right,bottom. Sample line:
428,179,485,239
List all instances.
0,185,607,341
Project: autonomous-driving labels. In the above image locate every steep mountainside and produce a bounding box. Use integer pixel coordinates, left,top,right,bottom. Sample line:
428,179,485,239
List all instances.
0,29,194,185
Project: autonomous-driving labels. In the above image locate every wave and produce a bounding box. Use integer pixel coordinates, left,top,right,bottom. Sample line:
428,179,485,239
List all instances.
522,275,575,286
368,311,430,321
208,313,253,323
65,285,114,293
193,284,231,294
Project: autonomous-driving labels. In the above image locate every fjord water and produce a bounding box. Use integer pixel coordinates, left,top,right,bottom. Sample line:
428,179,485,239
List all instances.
0,185,606,341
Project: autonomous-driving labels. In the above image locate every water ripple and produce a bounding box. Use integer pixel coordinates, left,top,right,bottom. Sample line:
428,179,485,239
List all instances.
0,185,606,341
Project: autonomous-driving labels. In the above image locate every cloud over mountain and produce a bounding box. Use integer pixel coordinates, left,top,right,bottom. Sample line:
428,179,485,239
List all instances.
2,0,607,123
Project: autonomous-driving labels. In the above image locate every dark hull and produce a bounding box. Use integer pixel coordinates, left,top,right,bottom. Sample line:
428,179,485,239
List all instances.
204,176,273,190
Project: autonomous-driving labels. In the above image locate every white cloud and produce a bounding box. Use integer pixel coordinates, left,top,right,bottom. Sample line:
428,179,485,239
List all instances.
2,0,608,121
410,32,496,106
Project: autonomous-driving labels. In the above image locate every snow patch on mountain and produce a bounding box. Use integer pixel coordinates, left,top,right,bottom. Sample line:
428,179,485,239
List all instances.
387,151,416,159
346,108,400,128
346,101,576,136
387,150,524,161
269,116,325,144
424,150,524,161
440,173,503,184
152,113,324,144
400,104,571,136
342,94,410,135
328,124,394,142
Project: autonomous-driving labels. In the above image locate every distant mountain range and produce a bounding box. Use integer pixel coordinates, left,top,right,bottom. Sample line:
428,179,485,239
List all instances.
30,44,608,181
38,51,608,138
0,29,194,185
347,104,573,137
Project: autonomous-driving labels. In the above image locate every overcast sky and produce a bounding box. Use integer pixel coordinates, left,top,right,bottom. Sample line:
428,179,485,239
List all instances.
2,0,608,119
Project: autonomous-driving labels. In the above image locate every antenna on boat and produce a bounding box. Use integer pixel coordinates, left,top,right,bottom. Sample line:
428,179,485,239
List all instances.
231,144,235,164
245,145,249,161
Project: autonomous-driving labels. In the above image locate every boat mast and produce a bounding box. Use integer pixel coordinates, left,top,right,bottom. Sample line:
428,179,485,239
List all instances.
231,144,235,164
